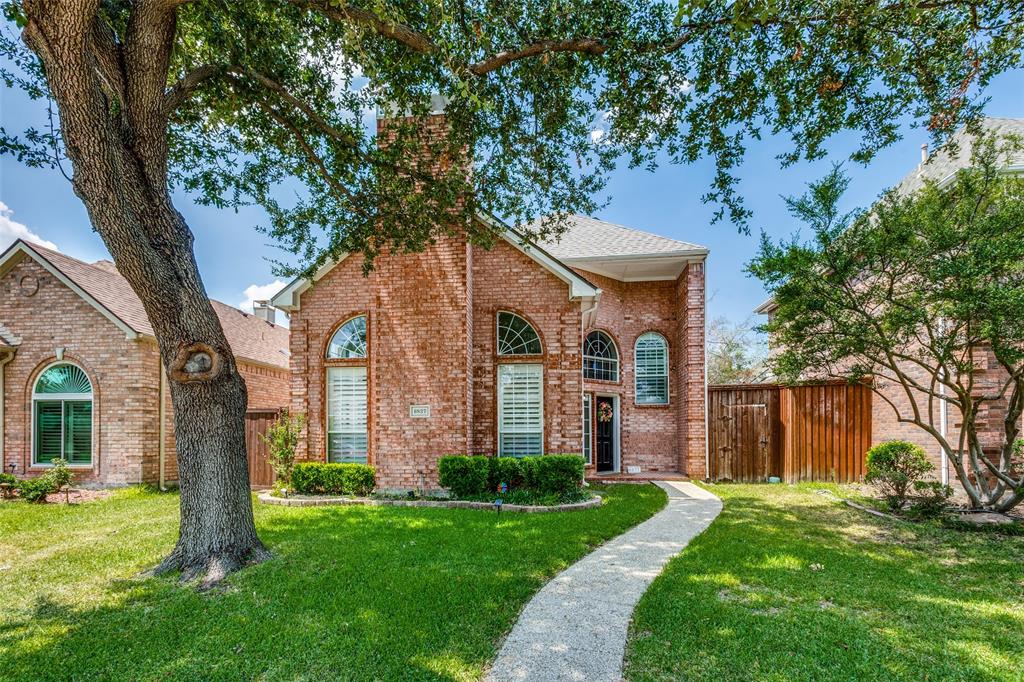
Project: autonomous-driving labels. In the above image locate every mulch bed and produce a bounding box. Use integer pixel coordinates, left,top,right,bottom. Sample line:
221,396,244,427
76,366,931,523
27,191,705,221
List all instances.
41,488,113,504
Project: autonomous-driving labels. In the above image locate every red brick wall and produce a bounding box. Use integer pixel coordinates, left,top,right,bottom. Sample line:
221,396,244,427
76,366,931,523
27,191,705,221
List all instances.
577,270,680,474
678,262,707,478
287,237,473,489
0,255,161,486
471,239,584,456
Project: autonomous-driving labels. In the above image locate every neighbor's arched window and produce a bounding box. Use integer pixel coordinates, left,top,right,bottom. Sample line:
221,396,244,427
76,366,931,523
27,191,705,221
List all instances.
635,333,669,404
584,330,619,381
327,315,367,359
497,312,542,355
33,363,93,466
326,315,369,464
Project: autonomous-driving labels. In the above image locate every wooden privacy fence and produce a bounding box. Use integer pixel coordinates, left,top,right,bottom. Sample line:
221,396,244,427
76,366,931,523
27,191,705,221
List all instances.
244,409,281,488
708,382,872,483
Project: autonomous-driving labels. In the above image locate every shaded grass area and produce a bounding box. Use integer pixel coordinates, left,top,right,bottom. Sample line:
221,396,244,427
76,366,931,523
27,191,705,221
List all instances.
625,483,1024,682
1,483,665,681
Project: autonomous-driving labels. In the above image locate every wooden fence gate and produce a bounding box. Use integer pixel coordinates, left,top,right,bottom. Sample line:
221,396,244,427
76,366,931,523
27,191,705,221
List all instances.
708,383,872,483
244,409,281,488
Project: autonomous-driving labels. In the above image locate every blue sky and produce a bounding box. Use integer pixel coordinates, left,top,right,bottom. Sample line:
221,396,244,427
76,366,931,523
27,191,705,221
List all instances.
1,69,1021,325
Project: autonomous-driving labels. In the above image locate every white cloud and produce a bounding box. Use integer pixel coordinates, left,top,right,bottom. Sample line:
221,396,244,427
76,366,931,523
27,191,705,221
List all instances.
0,201,58,251
590,129,605,144
240,280,289,327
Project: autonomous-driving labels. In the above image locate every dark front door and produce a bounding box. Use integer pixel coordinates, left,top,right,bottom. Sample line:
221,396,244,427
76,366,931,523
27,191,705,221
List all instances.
596,397,614,472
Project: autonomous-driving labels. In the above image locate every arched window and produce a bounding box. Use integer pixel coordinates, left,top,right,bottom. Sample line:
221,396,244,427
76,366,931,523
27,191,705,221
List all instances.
635,333,669,404
326,315,368,463
33,363,93,466
584,331,619,381
497,312,542,355
327,315,367,359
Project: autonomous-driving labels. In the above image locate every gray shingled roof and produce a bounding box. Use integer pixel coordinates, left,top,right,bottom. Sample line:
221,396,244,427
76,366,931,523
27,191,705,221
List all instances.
532,214,707,260
21,242,289,369
894,117,1024,196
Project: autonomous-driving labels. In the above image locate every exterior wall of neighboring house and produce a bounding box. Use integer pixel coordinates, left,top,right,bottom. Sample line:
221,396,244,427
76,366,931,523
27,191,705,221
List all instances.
471,239,584,457
0,251,290,487
0,256,160,485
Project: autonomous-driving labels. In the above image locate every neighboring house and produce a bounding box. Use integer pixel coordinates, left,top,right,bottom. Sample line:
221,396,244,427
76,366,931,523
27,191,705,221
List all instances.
755,117,1024,483
271,108,708,491
0,240,290,487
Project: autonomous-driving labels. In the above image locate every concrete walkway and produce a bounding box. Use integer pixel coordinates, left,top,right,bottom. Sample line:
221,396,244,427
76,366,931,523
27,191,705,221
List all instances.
486,481,722,682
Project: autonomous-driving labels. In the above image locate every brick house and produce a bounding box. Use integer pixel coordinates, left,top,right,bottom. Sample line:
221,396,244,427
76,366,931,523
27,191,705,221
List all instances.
755,117,1024,485
272,173,709,489
0,239,290,487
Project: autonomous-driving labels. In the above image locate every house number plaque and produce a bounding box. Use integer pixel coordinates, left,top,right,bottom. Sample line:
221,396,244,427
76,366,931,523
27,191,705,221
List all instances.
409,404,430,418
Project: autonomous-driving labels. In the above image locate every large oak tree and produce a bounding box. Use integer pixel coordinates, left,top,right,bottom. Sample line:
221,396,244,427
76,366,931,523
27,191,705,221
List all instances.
2,0,1021,584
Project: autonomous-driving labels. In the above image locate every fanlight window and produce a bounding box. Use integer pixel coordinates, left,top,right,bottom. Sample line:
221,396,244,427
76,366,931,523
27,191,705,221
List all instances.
584,331,619,381
635,333,669,404
497,312,542,355
32,363,93,466
327,316,367,359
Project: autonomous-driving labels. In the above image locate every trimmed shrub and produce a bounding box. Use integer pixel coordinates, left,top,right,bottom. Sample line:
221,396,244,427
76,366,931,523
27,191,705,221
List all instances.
291,462,376,496
907,480,954,519
18,476,53,503
489,456,526,490
0,473,17,499
865,440,932,510
438,455,490,498
531,454,585,494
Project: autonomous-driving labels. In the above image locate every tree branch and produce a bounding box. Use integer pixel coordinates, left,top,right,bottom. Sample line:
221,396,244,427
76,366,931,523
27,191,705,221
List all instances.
288,0,435,54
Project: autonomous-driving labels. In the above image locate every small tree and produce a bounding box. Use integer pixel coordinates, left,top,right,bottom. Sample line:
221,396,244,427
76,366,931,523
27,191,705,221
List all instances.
260,411,305,495
750,133,1024,513
707,316,769,384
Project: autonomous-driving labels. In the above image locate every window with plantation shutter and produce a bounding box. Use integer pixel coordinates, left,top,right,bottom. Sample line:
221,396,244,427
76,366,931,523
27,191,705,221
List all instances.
326,366,368,463
635,333,669,404
32,363,93,466
498,364,543,457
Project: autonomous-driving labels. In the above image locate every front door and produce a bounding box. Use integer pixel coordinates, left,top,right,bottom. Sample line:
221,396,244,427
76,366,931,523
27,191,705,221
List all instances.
596,397,615,473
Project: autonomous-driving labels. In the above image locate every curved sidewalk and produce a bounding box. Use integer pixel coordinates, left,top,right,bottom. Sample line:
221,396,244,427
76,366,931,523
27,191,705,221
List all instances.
486,481,722,682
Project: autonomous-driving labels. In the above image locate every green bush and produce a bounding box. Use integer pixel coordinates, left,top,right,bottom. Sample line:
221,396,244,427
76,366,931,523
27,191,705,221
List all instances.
489,456,526,490
907,480,953,519
439,454,585,498
531,454,585,494
0,472,17,499
260,410,305,492
18,477,53,503
865,440,933,510
438,455,490,497
291,462,376,496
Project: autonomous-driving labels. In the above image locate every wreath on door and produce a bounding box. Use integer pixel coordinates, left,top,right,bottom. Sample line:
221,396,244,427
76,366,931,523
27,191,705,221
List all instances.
598,402,614,423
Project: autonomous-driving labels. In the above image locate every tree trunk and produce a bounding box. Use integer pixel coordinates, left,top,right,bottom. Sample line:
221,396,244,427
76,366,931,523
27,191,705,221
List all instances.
23,1,269,587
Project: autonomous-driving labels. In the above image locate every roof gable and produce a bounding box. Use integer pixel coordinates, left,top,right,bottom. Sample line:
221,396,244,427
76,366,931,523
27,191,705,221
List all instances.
535,214,707,260
272,212,600,311
0,240,289,368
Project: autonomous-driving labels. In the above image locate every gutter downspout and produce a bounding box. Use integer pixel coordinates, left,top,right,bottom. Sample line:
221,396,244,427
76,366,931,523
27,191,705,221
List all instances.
0,351,14,473
158,364,168,491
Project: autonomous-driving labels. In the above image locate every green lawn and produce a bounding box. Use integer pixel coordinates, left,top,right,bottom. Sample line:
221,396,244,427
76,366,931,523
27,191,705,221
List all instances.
0,484,665,681
625,483,1024,682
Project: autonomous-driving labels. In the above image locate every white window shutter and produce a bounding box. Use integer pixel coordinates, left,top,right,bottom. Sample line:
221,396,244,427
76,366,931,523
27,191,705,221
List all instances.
498,364,544,457
327,366,368,463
